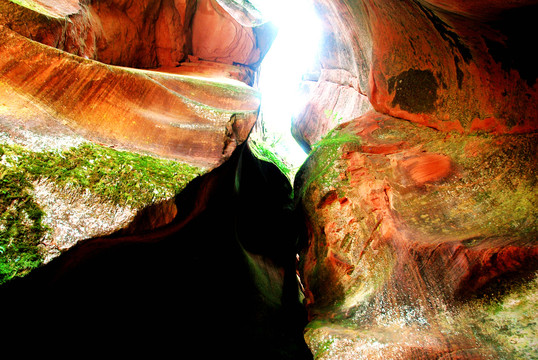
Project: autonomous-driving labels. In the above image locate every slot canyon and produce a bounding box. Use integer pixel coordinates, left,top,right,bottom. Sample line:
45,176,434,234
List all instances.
0,0,536,358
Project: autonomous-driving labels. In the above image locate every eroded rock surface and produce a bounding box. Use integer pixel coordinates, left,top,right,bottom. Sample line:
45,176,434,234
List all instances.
289,1,537,356
0,0,279,168
294,111,537,358
0,24,259,168
292,0,538,148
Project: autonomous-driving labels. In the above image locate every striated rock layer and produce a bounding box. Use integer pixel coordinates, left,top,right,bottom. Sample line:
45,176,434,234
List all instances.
295,111,537,359
0,23,260,168
0,0,280,168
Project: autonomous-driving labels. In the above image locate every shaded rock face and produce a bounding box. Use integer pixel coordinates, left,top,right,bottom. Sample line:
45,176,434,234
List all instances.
0,0,274,71
0,0,195,68
294,111,537,358
1,143,312,359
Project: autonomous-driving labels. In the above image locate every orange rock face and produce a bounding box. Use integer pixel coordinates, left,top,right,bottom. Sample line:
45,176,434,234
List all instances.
0,25,259,167
0,0,195,68
0,0,269,168
291,1,538,358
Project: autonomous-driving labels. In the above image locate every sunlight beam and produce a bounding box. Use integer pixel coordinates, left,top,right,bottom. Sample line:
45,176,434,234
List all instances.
253,0,322,172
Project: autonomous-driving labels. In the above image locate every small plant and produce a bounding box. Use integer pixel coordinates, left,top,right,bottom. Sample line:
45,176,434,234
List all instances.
249,136,294,181
324,109,344,123
298,128,362,196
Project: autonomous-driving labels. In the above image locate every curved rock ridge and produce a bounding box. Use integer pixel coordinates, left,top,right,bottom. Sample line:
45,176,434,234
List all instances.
294,111,538,359
292,0,538,147
290,1,538,358
0,24,260,168
191,0,276,68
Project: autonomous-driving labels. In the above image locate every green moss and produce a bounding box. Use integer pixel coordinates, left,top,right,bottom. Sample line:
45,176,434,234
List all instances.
299,129,362,197
0,162,47,282
249,138,293,182
0,142,205,284
374,119,537,238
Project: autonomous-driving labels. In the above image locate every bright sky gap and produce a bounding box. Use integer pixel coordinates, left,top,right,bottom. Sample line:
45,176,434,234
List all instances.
252,0,322,173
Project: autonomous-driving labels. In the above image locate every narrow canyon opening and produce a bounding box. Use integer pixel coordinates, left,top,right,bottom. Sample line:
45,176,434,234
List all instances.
248,0,322,178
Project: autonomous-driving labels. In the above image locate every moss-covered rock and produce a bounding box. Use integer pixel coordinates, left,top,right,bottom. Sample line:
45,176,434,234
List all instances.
0,142,205,284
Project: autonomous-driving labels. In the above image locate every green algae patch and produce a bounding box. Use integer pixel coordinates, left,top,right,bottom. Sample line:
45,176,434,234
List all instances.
249,138,294,183
0,142,205,284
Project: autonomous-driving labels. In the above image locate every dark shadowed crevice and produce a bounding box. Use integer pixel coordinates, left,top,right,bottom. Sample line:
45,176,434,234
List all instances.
0,143,313,359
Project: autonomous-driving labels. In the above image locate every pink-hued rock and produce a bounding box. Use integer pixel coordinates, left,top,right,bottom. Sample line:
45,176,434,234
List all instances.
292,68,373,151
191,0,259,66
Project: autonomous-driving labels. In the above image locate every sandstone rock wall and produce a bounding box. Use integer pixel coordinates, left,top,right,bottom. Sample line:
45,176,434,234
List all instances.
295,110,537,359
0,0,270,168
292,0,538,358
293,0,538,148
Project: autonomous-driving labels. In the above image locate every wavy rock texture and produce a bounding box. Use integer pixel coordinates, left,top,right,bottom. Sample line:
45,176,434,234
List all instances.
0,0,266,280
292,0,538,148
293,68,373,151
295,111,537,359
291,2,537,357
1,0,537,358
0,24,260,168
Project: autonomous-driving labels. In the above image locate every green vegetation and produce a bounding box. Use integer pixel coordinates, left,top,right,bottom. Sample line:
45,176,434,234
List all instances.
299,128,362,197
0,159,47,283
249,136,294,181
0,142,205,284
324,109,343,123
453,275,538,359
